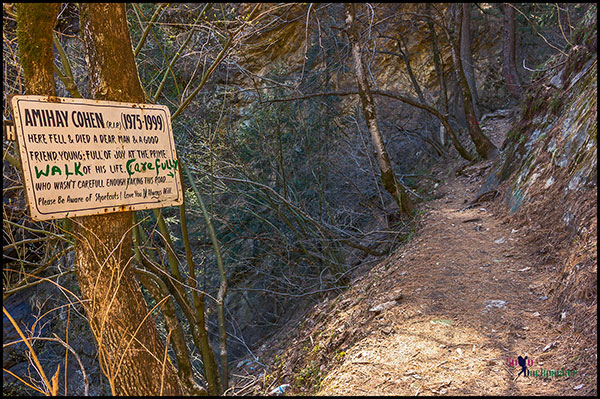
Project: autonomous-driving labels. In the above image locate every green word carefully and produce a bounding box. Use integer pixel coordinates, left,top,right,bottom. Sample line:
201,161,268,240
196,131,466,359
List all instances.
126,158,178,178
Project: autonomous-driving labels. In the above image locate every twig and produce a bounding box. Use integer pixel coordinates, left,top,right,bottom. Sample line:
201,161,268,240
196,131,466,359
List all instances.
352,111,386,213
3,235,64,251
133,3,168,57
159,329,173,396
2,368,47,395
187,166,387,256
3,307,52,394
4,220,73,243
556,3,573,48
296,3,312,90
263,88,474,160
507,3,568,56
58,333,90,395
3,268,75,299
113,296,170,381
397,178,424,200
4,333,90,396
522,57,567,72
63,306,70,395
152,4,210,102
52,33,82,98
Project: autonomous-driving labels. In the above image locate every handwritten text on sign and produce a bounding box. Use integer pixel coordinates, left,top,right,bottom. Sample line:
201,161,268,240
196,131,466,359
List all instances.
11,96,183,221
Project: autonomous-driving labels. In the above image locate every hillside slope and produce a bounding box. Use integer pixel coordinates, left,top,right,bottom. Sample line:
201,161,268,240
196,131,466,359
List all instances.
229,25,597,396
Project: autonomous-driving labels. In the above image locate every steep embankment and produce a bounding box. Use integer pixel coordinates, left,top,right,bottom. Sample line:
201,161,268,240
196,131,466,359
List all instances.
488,46,597,349
229,30,597,396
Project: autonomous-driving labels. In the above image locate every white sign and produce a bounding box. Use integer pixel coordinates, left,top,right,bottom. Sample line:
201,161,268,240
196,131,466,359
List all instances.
11,95,183,221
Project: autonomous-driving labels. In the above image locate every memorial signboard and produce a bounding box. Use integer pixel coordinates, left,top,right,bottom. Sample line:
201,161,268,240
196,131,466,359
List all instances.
11,95,183,221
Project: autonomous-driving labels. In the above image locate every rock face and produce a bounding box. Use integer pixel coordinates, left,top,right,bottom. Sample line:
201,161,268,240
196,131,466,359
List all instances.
500,55,596,215
480,11,596,340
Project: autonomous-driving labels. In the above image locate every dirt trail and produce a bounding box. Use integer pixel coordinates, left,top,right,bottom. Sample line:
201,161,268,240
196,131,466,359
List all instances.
311,117,587,395
232,116,592,396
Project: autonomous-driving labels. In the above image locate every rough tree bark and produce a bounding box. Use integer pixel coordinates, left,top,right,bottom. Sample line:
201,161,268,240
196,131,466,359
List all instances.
73,4,183,395
502,3,522,99
15,3,60,96
345,3,413,215
460,3,481,121
448,4,499,160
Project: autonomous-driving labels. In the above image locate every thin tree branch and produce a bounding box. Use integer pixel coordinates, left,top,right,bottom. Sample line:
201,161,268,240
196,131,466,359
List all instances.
171,3,261,120
151,3,211,103
507,3,568,56
133,3,168,57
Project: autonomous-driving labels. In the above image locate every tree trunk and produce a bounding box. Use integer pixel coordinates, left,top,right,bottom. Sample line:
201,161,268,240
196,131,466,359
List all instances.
460,3,481,120
16,3,182,395
132,268,199,395
394,35,427,106
345,3,413,215
73,4,183,395
15,3,60,96
449,4,499,160
502,3,522,99
14,3,60,198
426,4,448,116
426,4,449,146
394,32,445,155
177,166,222,395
